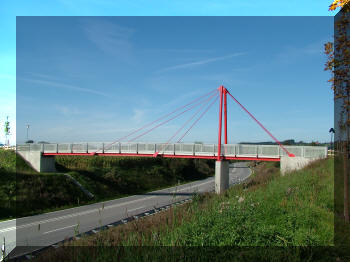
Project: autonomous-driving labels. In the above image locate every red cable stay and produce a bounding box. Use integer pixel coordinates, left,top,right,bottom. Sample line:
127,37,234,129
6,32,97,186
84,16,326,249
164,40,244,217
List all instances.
156,91,219,156
177,93,219,143
89,85,292,161
226,90,295,157
92,89,217,154
128,90,218,143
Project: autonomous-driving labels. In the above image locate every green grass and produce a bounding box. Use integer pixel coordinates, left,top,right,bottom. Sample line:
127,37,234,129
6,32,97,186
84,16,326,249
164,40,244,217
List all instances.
334,153,350,247
0,149,91,219
158,159,333,247
0,149,214,220
55,156,214,200
34,158,340,262
0,149,19,220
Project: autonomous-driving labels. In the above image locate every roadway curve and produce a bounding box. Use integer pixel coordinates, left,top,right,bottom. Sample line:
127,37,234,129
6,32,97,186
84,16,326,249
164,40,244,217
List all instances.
1,162,251,261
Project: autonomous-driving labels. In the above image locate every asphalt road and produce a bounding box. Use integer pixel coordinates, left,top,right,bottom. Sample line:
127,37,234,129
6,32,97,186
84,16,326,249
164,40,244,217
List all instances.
1,162,251,260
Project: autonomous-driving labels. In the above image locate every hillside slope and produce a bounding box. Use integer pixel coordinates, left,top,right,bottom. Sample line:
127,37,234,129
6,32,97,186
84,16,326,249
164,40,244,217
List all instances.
35,158,336,262
0,149,89,219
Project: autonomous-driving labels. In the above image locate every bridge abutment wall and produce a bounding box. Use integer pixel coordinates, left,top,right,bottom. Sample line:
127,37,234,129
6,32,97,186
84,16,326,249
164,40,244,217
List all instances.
17,151,56,172
280,156,320,175
215,160,229,194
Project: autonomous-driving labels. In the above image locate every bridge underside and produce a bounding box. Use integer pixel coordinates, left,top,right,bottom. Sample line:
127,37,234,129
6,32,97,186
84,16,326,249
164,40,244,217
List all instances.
43,152,280,161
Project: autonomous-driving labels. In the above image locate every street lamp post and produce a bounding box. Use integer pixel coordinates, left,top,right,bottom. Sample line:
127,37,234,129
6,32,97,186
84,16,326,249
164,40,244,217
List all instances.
329,127,335,150
26,124,30,141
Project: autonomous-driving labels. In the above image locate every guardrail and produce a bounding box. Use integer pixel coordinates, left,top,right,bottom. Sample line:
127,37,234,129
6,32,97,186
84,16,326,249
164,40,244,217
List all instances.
16,143,328,159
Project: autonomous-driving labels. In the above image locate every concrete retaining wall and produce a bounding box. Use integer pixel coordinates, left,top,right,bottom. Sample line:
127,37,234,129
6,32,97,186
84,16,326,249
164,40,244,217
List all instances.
17,151,56,172
280,156,317,175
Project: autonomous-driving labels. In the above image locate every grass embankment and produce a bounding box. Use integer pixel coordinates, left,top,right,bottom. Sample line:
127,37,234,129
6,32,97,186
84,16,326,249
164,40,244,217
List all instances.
0,149,214,220
55,156,213,199
0,149,88,219
35,158,337,262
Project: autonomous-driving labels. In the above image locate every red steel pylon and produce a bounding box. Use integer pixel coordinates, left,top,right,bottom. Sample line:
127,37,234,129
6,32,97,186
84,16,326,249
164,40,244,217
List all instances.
217,85,228,161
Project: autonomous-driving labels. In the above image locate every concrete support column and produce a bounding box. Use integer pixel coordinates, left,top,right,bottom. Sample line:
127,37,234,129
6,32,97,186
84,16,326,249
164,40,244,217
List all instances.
215,160,229,194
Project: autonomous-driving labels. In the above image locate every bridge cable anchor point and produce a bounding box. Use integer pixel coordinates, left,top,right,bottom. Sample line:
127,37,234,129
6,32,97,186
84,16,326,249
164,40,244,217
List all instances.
153,152,159,157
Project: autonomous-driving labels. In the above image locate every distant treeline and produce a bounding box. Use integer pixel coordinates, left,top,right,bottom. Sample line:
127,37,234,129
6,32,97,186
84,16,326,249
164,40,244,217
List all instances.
239,139,328,146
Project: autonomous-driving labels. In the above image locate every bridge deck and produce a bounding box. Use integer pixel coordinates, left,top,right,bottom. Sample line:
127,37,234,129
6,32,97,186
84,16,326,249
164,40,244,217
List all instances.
17,142,328,161
41,152,280,161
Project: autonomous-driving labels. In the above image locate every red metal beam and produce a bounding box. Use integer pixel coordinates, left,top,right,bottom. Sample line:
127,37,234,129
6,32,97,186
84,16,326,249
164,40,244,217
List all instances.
43,152,280,162
224,88,228,145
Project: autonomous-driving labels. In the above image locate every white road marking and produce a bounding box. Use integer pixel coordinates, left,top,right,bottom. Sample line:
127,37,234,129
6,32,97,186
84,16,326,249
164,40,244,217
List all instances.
0,226,16,233
1,171,245,261
1,177,215,233
43,224,77,235
128,206,145,212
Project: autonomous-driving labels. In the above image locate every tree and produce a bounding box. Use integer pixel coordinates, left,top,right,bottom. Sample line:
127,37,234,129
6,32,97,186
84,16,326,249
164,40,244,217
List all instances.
282,139,295,145
325,1,350,222
329,0,350,11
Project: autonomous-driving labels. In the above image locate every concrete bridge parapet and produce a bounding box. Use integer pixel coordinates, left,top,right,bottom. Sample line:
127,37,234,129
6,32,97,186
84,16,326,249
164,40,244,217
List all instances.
17,150,56,172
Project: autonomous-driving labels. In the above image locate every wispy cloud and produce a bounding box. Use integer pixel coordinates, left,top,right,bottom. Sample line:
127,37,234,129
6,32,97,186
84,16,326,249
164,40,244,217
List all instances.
156,52,245,73
274,38,331,63
302,38,331,55
21,78,112,98
80,18,135,61
55,105,81,116
27,73,63,81
146,48,215,54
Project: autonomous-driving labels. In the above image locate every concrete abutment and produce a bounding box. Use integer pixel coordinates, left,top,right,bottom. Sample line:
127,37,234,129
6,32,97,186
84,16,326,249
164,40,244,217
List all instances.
17,151,56,172
280,156,320,175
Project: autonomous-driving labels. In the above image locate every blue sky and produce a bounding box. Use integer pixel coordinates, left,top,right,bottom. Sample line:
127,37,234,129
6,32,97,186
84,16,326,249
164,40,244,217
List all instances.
0,1,337,145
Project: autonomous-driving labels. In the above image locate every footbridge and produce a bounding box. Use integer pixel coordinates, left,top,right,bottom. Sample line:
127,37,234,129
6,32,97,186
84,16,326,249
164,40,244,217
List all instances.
17,142,326,161
17,86,328,194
